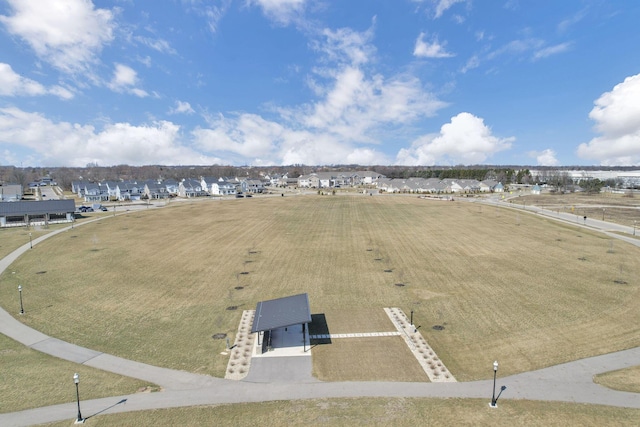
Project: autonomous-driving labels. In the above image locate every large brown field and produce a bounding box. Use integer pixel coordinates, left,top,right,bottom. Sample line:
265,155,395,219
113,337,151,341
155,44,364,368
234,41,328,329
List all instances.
1,194,639,383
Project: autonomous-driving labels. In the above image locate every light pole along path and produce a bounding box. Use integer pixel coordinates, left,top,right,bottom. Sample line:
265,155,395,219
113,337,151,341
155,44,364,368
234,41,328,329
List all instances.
0,201,639,427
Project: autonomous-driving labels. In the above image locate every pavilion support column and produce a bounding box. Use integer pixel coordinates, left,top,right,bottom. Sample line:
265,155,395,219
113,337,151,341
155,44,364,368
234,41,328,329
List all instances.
303,323,307,352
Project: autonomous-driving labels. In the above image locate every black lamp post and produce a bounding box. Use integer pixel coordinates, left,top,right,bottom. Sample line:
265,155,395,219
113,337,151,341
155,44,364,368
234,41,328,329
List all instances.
490,360,498,407
73,373,84,424
18,285,24,315
634,220,636,236
29,232,32,249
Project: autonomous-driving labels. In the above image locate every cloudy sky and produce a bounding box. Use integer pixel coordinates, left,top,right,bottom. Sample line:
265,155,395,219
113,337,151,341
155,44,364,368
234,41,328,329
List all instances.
1,0,639,167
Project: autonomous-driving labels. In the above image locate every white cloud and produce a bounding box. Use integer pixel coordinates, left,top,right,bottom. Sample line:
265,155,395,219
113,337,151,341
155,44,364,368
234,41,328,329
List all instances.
48,85,75,100
169,101,195,115
134,36,176,55
0,63,45,96
183,0,231,33
108,63,148,97
413,33,454,58
192,112,390,166
297,25,446,143
248,0,306,25
203,1,231,33
558,8,587,33
577,73,640,165
487,38,544,60
0,107,218,167
529,149,559,166
433,0,465,19
0,0,115,74
0,63,74,99
314,26,376,66
188,23,446,166
460,55,480,73
395,112,514,165
533,42,572,60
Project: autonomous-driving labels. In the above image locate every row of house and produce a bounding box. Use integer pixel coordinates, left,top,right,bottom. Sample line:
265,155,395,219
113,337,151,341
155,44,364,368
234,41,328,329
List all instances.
376,177,504,194
70,171,388,202
295,171,386,188
71,176,268,202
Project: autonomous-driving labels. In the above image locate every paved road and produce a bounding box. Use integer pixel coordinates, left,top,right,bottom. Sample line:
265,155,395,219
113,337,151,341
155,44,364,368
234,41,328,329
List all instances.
1,202,639,426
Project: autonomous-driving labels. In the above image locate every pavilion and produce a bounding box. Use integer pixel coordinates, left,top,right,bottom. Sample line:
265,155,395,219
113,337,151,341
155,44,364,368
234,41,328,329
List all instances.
251,293,312,354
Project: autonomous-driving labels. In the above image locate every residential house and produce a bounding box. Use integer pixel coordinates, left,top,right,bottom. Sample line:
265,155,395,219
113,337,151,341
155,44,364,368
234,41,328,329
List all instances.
210,181,237,196
179,179,208,198
297,174,313,188
83,183,109,202
200,177,218,194
245,179,265,193
117,181,143,201
360,171,386,185
144,180,169,199
441,179,464,193
163,179,179,196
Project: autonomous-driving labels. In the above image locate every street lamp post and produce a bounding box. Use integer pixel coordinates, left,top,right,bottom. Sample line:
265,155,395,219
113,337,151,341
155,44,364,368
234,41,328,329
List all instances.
602,209,605,221
29,232,32,249
490,360,499,407
18,285,24,315
73,373,84,424
634,220,637,236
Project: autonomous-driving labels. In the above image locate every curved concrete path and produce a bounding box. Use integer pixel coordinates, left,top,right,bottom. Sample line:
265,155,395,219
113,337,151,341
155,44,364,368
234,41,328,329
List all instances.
1,207,639,426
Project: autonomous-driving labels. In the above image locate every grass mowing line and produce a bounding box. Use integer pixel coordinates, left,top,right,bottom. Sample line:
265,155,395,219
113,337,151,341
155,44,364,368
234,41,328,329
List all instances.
0,195,638,383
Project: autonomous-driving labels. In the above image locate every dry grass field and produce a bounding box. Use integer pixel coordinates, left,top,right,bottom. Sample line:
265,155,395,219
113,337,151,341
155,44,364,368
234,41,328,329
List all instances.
0,334,151,413
594,366,640,393
41,398,640,427
0,194,639,384
514,192,640,229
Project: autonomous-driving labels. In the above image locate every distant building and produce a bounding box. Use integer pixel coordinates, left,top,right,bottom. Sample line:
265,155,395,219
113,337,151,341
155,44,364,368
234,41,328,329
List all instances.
0,184,23,202
0,200,75,227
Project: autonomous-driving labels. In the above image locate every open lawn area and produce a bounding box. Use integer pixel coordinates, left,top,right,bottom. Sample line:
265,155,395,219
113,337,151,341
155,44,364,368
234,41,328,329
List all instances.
41,398,640,426
514,192,639,229
1,194,639,383
0,334,152,414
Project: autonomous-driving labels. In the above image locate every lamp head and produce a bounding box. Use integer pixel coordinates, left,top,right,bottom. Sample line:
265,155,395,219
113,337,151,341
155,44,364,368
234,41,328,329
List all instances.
74,373,79,384
493,360,499,371
18,285,22,291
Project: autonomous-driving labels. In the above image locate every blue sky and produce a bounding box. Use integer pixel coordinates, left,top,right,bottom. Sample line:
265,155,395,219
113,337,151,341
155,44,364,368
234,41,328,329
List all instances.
1,0,639,168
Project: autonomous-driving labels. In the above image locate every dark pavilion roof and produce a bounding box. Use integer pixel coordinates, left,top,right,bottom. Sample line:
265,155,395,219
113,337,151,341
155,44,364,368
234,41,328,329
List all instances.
0,200,75,215
251,293,311,333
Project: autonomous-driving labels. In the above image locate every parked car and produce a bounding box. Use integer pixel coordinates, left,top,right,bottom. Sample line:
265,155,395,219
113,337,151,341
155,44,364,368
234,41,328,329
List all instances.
100,206,108,211
235,194,244,198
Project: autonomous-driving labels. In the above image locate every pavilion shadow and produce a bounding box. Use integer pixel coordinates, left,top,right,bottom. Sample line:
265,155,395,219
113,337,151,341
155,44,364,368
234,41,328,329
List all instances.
308,313,332,346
